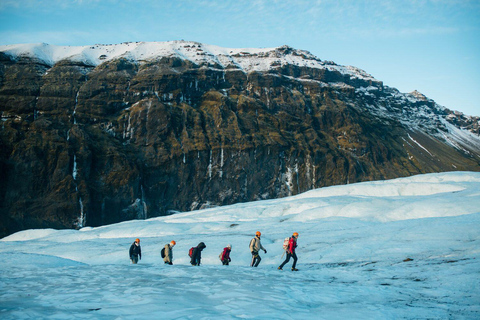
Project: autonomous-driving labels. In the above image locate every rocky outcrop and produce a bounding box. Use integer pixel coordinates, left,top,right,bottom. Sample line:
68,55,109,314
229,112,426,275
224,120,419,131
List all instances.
445,111,480,135
1,41,479,237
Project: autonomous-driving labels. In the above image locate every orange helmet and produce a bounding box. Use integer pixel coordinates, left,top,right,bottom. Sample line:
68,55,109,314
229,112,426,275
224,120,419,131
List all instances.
170,240,176,246
135,238,140,243
256,231,261,237
293,232,299,237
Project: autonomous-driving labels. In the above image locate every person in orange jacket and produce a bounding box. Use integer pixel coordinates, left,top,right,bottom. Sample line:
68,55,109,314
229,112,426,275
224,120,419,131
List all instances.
278,232,299,271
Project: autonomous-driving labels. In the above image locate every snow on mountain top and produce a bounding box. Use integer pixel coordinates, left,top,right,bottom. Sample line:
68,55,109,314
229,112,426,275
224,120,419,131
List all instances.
0,41,378,81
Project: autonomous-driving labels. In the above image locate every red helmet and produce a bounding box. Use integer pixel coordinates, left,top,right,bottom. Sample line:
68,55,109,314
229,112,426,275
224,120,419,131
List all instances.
170,240,176,246
256,231,261,237
293,232,299,237
135,238,140,243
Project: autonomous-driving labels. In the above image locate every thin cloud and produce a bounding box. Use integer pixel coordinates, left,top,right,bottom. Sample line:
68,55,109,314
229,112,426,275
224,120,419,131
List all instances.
0,30,98,46
350,26,460,39
0,0,119,11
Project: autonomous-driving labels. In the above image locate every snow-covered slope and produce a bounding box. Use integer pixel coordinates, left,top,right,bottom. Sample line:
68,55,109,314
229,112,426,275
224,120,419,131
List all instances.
0,41,378,81
1,172,479,319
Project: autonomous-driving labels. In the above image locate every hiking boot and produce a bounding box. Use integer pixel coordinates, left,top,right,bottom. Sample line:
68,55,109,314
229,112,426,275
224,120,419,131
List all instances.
277,267,283,270
291,268,298,271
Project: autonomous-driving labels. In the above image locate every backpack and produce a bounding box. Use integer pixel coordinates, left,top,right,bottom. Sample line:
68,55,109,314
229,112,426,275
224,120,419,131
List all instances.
161,247,166,258
249,238,256,251
188,247,195,258
282,237,290,251
219,252,223,261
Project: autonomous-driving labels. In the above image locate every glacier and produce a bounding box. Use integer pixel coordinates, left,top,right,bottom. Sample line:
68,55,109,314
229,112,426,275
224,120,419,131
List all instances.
0,171,479,319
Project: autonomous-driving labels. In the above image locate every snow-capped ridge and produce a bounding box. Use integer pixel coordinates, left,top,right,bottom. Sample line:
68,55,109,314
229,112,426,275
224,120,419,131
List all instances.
0,41,377,82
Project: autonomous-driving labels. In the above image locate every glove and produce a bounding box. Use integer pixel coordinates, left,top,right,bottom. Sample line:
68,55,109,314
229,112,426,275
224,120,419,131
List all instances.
264,250,267,254
228,258,231,262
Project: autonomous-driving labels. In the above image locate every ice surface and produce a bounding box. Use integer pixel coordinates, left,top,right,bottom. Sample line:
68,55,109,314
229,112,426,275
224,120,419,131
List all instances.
0,172,479,319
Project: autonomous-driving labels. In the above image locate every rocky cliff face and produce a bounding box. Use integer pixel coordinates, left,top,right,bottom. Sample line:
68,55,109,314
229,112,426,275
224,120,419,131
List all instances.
1,41,479,237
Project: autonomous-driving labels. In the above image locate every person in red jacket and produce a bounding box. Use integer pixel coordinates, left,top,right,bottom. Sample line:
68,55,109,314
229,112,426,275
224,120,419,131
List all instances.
220,244,232,265
278,232,299,271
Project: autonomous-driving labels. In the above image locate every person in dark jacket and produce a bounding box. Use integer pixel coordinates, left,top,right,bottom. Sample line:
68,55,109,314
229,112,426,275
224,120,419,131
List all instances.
220,244,232,265
129,238,142,264
190,242,206,266
278,232,299,271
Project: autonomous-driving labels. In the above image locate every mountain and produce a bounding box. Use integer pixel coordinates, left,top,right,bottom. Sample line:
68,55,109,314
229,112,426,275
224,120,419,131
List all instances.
0,41,479,237
1,172,479,318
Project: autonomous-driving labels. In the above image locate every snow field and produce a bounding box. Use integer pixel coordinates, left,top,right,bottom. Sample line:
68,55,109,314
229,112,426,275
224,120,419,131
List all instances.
0,172,479,319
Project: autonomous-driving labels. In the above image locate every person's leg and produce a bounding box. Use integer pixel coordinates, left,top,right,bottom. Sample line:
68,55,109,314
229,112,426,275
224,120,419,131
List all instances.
279,253,291,269
251,252,258,267
254,255,262,267
291,252,298,269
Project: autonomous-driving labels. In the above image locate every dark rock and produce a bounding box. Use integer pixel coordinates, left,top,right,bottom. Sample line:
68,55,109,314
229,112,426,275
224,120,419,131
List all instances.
0,43,479,238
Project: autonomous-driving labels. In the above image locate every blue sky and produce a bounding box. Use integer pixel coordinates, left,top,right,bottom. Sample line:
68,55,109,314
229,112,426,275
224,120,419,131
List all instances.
1,0,479,116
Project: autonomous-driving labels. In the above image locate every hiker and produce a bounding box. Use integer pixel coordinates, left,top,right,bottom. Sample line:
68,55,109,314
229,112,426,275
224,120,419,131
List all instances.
163,240,176,265
129,238,142,264
249,231,267,267
190,242,206,266
278,232,299,271
220,244,232,265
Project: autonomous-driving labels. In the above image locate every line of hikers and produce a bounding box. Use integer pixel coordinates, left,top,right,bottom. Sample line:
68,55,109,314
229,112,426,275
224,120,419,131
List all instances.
129,231,300,271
